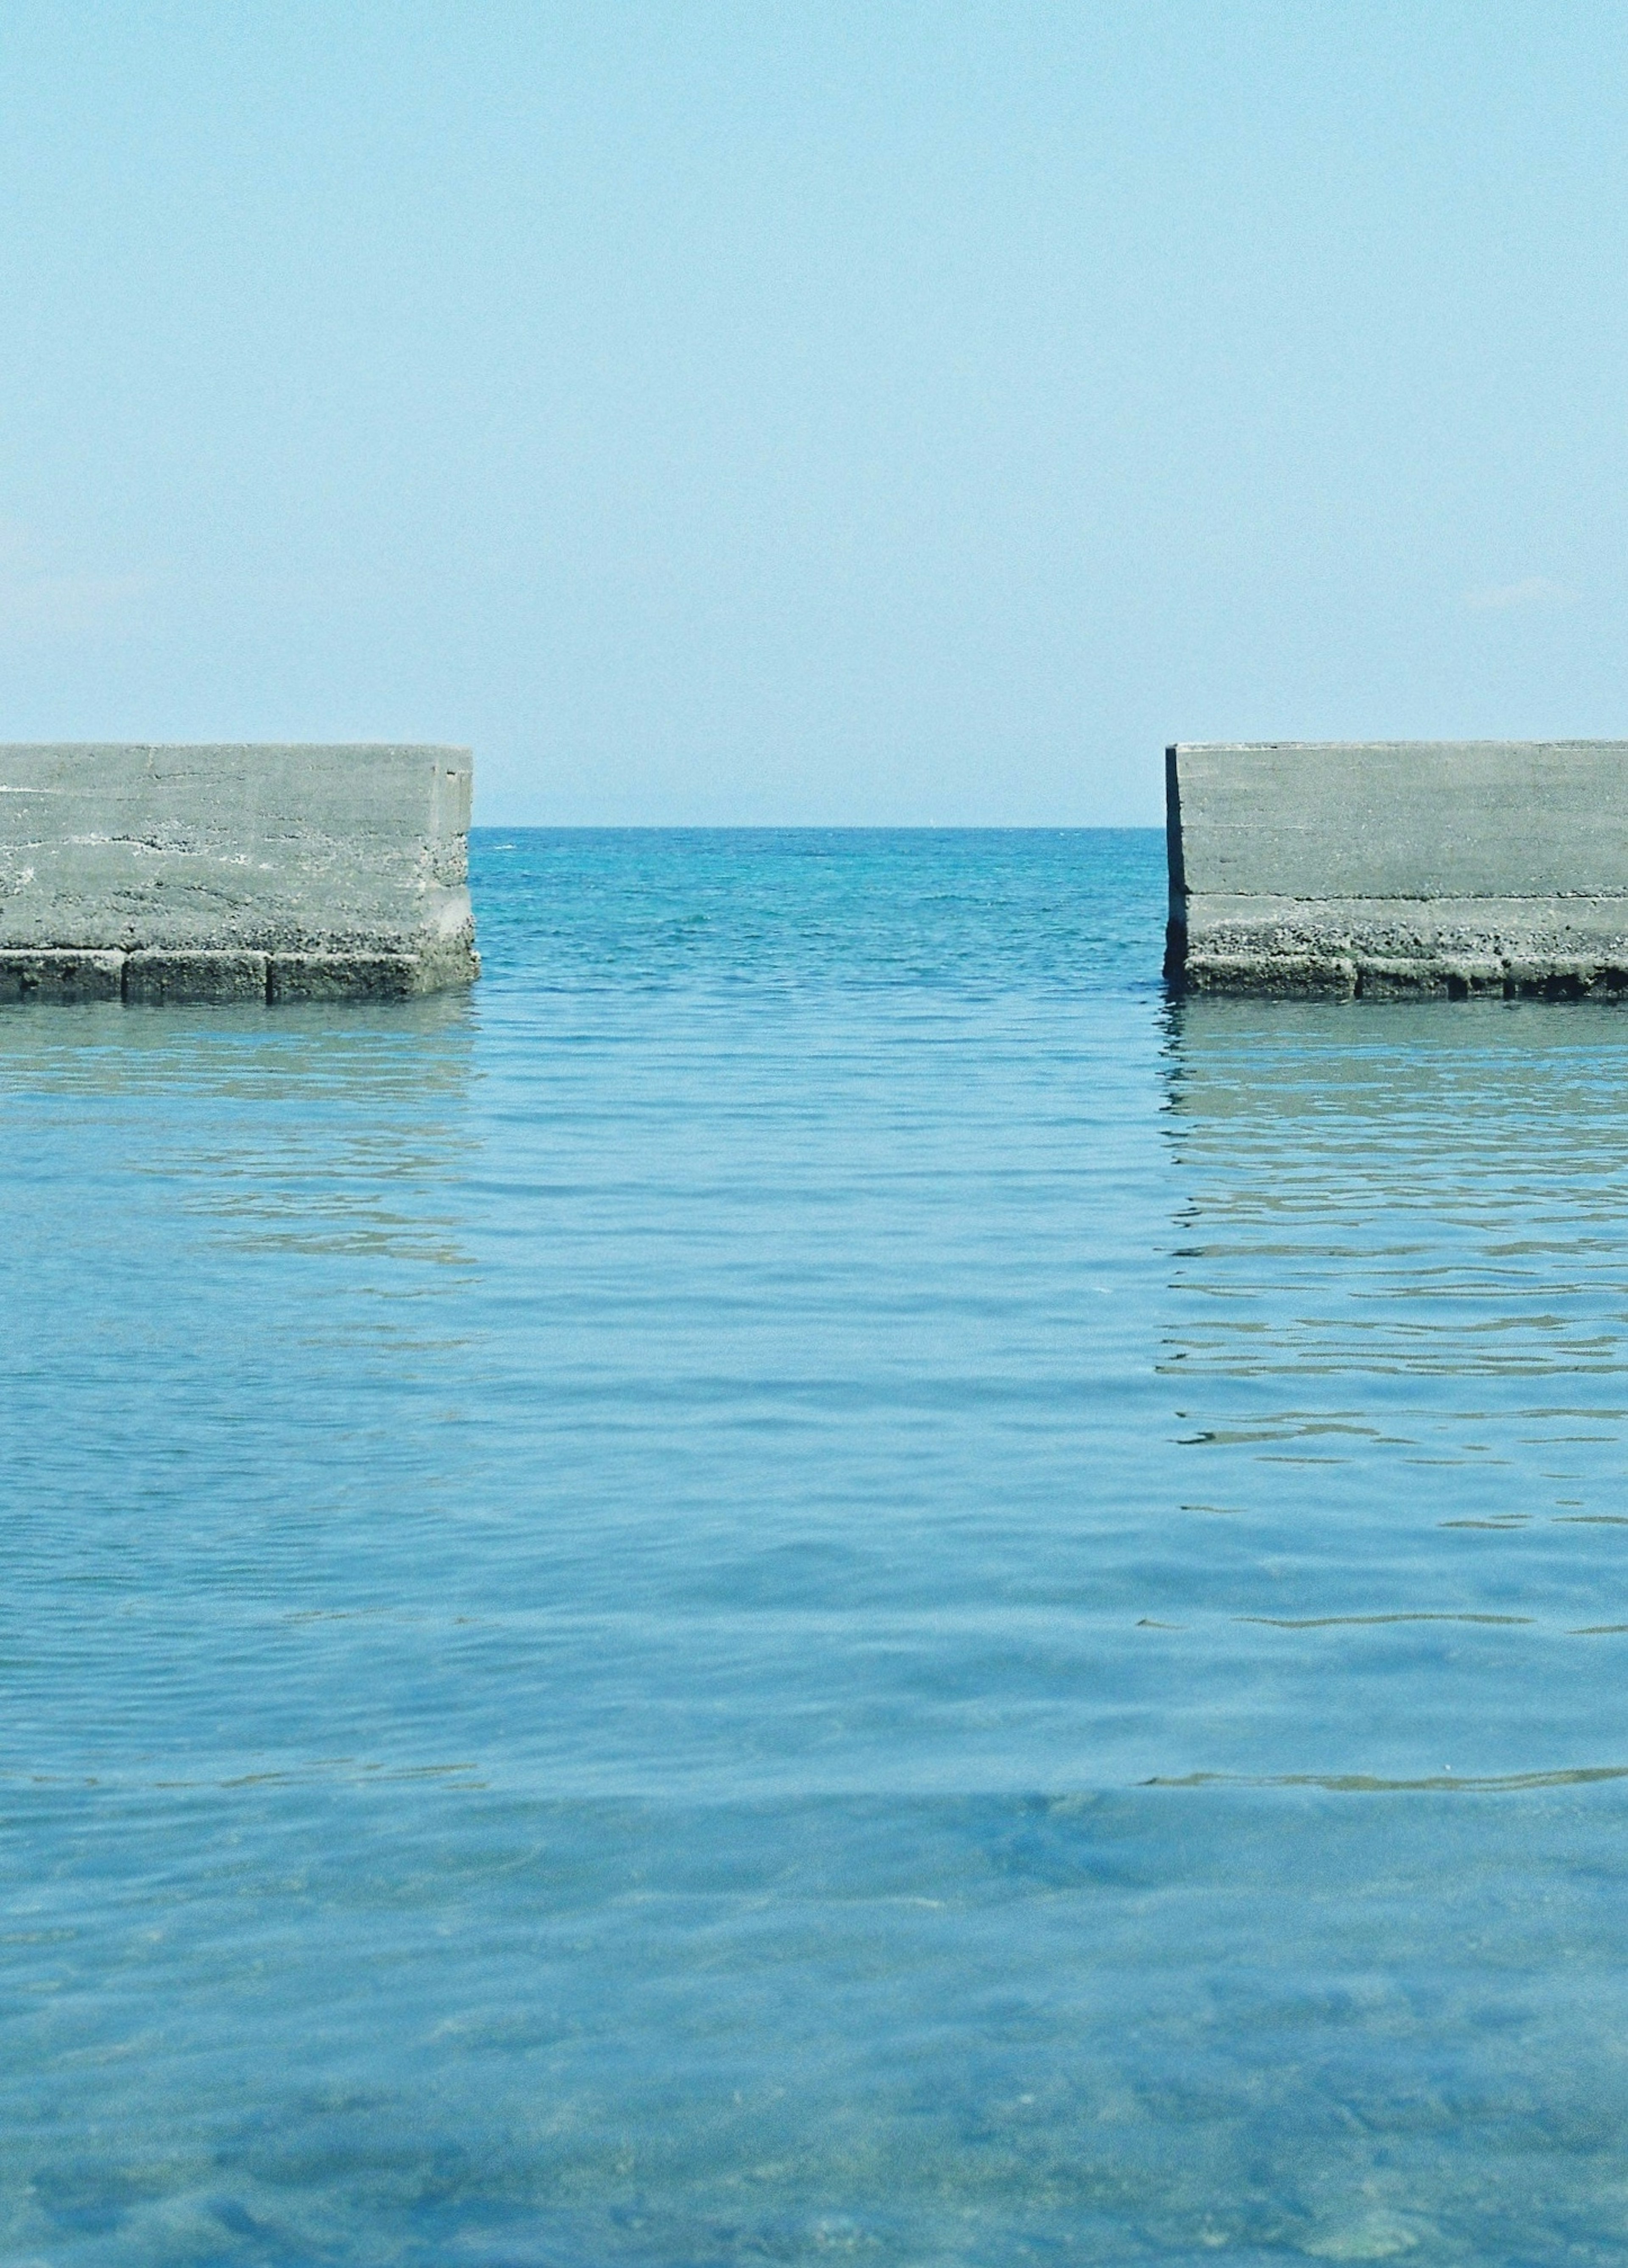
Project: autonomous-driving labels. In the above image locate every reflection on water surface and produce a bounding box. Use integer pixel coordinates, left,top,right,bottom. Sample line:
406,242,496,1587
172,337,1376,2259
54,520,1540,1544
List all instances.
6,834,1628,2265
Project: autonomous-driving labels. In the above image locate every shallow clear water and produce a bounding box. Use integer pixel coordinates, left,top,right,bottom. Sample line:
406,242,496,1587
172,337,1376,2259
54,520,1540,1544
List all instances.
8,830,1628,2264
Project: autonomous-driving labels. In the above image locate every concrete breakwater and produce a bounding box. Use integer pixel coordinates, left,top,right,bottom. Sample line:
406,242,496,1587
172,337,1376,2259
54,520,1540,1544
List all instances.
1166,740,1628,997
0,744,478,1003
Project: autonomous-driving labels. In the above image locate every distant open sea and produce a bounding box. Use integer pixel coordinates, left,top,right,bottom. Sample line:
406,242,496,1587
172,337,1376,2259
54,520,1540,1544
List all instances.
10,828,1628,2266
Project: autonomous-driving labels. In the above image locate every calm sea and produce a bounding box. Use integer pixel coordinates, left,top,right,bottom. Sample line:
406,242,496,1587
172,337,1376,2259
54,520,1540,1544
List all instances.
7,829,1628,2265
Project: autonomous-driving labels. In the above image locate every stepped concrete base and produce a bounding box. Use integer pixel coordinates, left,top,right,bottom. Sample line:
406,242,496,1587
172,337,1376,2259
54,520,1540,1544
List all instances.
0,744,479,1004
268,945,478,1003
0,950,125,1004
0,943,480,1006
1166,741,1628,997
126,951,270,1006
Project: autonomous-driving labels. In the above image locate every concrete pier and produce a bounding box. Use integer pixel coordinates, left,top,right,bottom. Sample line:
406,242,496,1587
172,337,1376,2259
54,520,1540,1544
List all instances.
0,744,478,1003
1165,740,1628,997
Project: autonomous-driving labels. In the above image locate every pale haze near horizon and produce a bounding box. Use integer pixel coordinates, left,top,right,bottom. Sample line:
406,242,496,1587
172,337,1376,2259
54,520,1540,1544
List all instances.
1,2,1622,825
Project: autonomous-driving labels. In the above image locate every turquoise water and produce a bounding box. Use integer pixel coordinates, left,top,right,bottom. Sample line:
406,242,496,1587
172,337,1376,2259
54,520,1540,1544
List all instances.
8,829,1628,2264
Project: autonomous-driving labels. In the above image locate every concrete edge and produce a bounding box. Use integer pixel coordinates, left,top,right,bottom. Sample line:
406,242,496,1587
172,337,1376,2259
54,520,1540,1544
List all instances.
1163,743,1188,984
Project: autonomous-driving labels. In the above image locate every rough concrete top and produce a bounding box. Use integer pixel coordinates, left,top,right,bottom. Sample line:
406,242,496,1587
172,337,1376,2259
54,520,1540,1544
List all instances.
1166,741,1628,997
1169,740,1628,899
0,742,473,951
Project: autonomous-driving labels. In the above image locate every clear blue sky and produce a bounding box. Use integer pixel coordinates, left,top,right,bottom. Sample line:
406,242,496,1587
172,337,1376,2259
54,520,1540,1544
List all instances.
1,3,1623,823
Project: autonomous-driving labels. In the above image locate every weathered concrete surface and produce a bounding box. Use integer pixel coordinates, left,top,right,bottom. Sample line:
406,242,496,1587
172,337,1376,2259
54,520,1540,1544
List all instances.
0,949,124,1004
1165,741,1628,996
0,744,477,1003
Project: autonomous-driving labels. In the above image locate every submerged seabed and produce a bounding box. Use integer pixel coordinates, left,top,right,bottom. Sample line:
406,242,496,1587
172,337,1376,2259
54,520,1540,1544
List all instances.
7,830,1628,2265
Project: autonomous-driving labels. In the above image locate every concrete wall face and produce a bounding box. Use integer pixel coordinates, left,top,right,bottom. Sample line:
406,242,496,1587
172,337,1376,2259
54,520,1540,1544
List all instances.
1166,741,1628,997
0,744,477,1003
